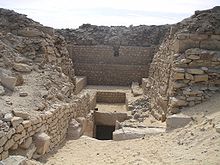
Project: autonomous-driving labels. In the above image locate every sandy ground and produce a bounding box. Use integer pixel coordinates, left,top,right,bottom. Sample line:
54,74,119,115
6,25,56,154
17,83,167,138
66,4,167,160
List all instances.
39,93,220,165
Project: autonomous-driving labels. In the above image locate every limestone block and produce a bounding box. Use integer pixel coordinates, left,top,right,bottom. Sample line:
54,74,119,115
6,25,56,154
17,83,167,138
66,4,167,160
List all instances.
113,127,165,141
0,73,17,91
20,137,32,149
33,132,50,155
16,125,24,133
169,97,187,107
189,34,209,40
187,54,200,60
216,124,220,133
0,136,7,147
11,117,23,128
187,69,204,75
166,114,191,130
177,33,189,40
12,110,30,120
6,128,15,139
17,27,43,37
173,72,184,80
3,113,13,122
10,143,18,150
1,151,9,160
1,155,29,164
173,82,187,89
67,119,82,139
4,139,15,150
194,74,209,82
13,63,32,73
19,92,28,97
26,144,37,159
131,82,143,96
173,68,185,73
22,120,31,128
185,73,194,80
0,85,5,95
200,40,220,50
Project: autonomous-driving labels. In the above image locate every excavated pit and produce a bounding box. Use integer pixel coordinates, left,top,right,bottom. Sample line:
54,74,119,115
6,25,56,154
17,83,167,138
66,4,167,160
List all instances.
92,88,129,140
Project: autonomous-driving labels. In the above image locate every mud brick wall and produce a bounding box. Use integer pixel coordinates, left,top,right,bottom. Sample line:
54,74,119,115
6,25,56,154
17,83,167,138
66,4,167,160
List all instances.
67,45,154,86
145,32,220,120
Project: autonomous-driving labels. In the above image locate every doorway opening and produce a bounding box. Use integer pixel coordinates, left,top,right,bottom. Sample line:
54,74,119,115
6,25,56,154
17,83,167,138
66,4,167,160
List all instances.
95,125,115,140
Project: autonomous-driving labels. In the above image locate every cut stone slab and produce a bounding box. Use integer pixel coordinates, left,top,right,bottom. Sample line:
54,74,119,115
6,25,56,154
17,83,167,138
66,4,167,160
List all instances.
95,112,128,126
166,114,192,130
0,155,26,165
113,127,165,141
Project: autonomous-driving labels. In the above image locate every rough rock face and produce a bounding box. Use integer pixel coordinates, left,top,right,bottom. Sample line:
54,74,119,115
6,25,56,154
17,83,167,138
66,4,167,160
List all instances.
145,6,220,120
57,24,170,46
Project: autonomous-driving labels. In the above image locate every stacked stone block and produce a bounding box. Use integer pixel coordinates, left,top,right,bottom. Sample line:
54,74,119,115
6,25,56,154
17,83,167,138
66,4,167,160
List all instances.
146,31,220,120
0,92,91,160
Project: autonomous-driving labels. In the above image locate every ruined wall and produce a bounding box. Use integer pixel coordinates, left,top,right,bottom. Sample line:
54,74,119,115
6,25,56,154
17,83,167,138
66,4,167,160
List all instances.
68,45,154,85
0,92,92,160
145,7,220,120
59,24,169,86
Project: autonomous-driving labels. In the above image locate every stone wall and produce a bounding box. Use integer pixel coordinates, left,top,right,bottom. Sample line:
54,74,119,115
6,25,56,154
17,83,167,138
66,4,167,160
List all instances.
145,7,220,120
68,45,154,85
96,91,126,103
0,92,91,160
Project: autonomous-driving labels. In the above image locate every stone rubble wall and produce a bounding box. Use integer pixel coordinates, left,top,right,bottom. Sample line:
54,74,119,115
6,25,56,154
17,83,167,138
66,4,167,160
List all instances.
145,32,220,120
67,45,154,85
0,92,91,160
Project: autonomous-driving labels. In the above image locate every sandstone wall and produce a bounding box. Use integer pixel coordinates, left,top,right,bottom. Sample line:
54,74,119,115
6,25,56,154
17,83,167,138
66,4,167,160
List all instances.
68,45,153,85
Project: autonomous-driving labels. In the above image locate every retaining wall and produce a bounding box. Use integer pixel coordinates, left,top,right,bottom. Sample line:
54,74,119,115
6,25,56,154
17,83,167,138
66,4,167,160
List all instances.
145,32,220,120
0,92,92,160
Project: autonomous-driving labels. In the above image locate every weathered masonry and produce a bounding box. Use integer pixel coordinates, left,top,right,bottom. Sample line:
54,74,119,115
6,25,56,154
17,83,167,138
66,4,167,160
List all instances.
67,45,154,86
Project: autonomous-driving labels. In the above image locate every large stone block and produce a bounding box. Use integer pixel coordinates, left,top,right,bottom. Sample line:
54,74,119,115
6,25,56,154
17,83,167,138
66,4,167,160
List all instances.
0,155,26,165
33,132,50,155
113,127,165,141
13,63,32,73
0,73,17,91
20,137,32,149
166,114,191,130
67,119,82,140
169,97,187,107
187,69,204,75
11,117,23,128
194,74,208,82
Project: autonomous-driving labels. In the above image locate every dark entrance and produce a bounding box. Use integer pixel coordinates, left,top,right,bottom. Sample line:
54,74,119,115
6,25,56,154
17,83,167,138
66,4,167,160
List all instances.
95,125,115,140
